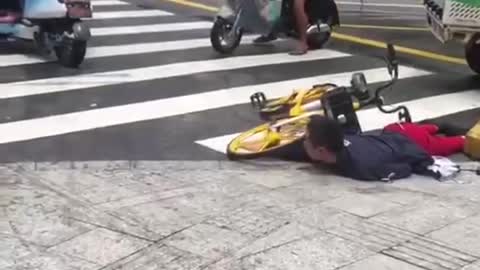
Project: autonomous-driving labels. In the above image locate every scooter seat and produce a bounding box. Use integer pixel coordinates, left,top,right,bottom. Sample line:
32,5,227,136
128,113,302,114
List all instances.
0,11,21,24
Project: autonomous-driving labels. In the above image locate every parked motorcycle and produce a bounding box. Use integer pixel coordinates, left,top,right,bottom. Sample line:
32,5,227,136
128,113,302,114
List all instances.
210,0,340,54
0,0,92,68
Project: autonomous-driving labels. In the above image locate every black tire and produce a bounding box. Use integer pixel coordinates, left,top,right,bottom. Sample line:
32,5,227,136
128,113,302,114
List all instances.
466,34,480,75
210,18,242,54
307,30,331,50
55,39,87,68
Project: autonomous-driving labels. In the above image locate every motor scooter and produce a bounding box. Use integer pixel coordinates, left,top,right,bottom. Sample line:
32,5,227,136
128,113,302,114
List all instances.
0,0,92,68
210,0,340,54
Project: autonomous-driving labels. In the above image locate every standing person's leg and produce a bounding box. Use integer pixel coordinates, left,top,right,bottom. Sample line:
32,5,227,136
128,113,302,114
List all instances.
253,32,277,43
289,0,308,55
254,0,285,44
253,18,280,43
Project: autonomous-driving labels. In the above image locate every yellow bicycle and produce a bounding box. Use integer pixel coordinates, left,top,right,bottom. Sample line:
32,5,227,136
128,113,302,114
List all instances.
226,44,412,160
227,91,362,160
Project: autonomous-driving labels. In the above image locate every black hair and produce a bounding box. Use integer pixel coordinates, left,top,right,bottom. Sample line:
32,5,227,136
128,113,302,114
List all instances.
306,115,345,153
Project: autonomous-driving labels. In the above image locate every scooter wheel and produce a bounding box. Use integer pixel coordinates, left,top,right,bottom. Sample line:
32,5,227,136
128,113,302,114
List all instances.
466,34,480,75
210,18,242,54
55,39,87,68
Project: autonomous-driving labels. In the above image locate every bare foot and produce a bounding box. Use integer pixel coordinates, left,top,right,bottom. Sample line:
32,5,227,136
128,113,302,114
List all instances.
289,43,308,55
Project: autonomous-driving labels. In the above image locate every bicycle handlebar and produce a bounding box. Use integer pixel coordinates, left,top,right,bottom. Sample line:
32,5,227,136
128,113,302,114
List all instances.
352,44,412,122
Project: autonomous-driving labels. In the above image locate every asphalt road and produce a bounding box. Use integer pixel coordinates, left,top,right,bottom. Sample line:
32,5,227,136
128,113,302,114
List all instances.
0,0,479,162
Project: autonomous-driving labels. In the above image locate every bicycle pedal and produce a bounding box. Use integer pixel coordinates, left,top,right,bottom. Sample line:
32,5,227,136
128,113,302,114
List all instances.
399,110,412,123
250,92,267,109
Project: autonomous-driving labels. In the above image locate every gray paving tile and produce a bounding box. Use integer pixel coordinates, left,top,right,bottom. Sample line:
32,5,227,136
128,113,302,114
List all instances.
463,261,480,270
239,231,374,270
102,244,210,270
164,223,250,259
5,251,100,270
428,214,480,257
339,254,424,270
321,192,403,217
369,198,479,234
5,160,480,270
48,228,150,267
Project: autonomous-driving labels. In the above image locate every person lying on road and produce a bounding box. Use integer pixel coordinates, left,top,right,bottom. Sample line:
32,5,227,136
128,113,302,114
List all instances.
302,115,465,181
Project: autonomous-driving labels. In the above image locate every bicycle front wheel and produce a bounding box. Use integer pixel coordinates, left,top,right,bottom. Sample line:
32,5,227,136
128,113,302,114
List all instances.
227,111,322,160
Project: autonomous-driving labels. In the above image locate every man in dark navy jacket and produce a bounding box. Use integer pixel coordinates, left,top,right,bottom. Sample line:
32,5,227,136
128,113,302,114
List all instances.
303,115,435,181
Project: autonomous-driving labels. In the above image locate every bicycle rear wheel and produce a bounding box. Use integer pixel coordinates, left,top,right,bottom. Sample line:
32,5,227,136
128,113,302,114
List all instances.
257,83,337,120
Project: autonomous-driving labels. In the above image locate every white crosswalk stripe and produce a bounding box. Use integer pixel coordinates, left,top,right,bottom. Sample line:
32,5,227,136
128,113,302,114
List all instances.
91,0,130,6
336,1,423,8
0,36,257,67
0,50,350,98
89,10,174,19
0,66,431,144
91,22,213,36
0,0,477,161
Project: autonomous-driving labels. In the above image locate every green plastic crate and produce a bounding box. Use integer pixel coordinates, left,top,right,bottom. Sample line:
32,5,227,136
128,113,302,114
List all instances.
443,0,480,27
